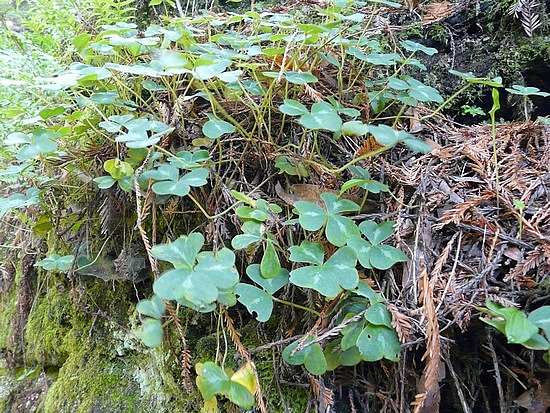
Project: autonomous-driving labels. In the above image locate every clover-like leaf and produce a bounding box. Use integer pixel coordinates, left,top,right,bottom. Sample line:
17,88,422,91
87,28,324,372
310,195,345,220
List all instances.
359,221,395,244
195,248,239,290
136,294,166,320
294,201,327,231
235,284,273,322
246,264,289,294
290,246,358,297
356,324,401,362
282,338,327,375
365,124,410,147
136,318,163,348
203,115,236,138
35,254,74,271
289,241,324,265
369,245,408,270
528,306,550,340
152,233,204,268
299,101,342,132
500,307,539,344
364,302,392,327
196,362,231,401
279,99,309,116
231,234,263,249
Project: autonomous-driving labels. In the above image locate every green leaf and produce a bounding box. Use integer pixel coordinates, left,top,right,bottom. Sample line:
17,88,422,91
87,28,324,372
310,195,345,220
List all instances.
299,101,342,132
196,362,231,401
364,302,392,327
521,333,550,351
340,121,370,137
4,132,31,145
153,268,196,301
39,106,65,120
359,221,395,244
501,308,539,344
203,116,236,138
235,284,273,322
341,318,366,350
93,176,116,189
136,295,166,319
289,241,324,265
246,264,289,294
152,233,204,268
193,58,232,80
304,343,327,375
35,254,74,271
401,40,438,56
347,236,373,269
285,71,318,85
407,79,443,103
365,125,409,147
322,193,360,215
260,241,281,279
236,206,268,221
136,318,163,347
195,248,239,290
294,201,327,231
282,339,327,375
325,214,360,247
279,99,309,115
324,340,342,371
356,324,401,362
528,306,550,339
227,381,255,409
290,246,358,297
369,245,408,270
104,158,134,179
401,137,433,154
506,85,549,97
231,234,263,249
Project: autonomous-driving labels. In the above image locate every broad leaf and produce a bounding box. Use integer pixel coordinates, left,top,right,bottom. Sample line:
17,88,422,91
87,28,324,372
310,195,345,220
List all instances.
136,294,166,320
235,284,273,322
136,318,163,348
196,362,231,401
356,324,401,362
294,201,327,231
289,241,324,265
246,264,289,294
152,233,204,268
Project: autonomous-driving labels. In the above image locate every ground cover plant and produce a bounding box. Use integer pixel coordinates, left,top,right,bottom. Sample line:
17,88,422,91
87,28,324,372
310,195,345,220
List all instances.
1,0,549,411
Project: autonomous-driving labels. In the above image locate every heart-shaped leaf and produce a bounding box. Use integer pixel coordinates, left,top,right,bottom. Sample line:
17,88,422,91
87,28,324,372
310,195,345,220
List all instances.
356,324,401,362
290,246,358,297
136,318,163,348
136,295,166,319
359,221,395,244
152,233,204,268
289,241,324,265
246,264,289,294
294,201,327,231
196,362,231,401
235,284,273,322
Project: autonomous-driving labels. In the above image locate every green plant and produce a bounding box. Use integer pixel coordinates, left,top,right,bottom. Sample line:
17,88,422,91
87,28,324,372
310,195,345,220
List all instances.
5,0,523,410
479,300,550,362
505,84,550,120
461,104,485,117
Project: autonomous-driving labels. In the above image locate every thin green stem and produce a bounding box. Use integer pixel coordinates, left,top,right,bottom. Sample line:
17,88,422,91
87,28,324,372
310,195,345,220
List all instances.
272,297,321,316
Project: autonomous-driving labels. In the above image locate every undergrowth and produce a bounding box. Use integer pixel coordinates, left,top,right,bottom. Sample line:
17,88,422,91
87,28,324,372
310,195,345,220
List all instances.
1,0,549,411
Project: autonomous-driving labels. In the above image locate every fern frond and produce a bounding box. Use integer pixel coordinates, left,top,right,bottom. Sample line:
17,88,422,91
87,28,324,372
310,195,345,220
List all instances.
520,1,542,38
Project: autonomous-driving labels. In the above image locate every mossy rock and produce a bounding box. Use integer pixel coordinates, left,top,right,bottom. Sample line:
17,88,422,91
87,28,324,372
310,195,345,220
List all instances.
43,346,186,413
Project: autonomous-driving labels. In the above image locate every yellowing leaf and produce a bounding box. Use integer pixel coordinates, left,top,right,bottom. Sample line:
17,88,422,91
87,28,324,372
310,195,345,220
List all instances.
230,361,257,396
